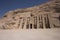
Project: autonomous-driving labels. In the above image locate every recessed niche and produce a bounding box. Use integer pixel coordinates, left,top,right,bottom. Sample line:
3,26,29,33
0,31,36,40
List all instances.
3,15,7,17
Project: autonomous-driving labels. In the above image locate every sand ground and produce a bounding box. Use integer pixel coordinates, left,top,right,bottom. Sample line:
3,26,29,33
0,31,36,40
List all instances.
0,28,60,40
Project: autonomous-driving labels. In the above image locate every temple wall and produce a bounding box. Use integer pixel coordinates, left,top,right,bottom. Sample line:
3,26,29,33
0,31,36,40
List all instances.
0,12,60,29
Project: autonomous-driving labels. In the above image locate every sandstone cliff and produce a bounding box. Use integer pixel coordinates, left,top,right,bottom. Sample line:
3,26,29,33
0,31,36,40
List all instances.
0,0,60,29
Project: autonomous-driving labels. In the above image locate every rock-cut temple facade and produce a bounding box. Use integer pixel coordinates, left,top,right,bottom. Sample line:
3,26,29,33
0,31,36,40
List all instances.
0,0,60,29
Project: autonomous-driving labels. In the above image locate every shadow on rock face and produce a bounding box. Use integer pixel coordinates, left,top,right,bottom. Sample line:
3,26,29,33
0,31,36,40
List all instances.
53,5,60,13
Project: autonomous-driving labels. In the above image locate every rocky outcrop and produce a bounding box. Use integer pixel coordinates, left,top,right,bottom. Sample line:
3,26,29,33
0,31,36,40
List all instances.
0,0,60,29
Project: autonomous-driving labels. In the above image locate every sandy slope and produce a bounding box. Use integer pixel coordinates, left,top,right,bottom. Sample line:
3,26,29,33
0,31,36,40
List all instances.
0,28,60,40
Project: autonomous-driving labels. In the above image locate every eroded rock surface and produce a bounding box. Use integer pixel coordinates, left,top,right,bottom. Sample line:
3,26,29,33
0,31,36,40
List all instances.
0,0,60,29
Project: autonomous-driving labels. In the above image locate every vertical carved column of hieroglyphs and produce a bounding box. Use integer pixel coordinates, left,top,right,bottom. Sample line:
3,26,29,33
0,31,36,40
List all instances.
34,16,37,29
26,17,30,29
45,14,50,28
38,15,43,29
42,14,46,28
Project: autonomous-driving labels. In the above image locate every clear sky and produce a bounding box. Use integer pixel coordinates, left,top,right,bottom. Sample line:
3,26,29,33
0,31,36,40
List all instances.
0,0,49,18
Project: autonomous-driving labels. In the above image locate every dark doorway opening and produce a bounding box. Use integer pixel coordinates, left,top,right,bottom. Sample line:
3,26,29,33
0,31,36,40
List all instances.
30,24,32,29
